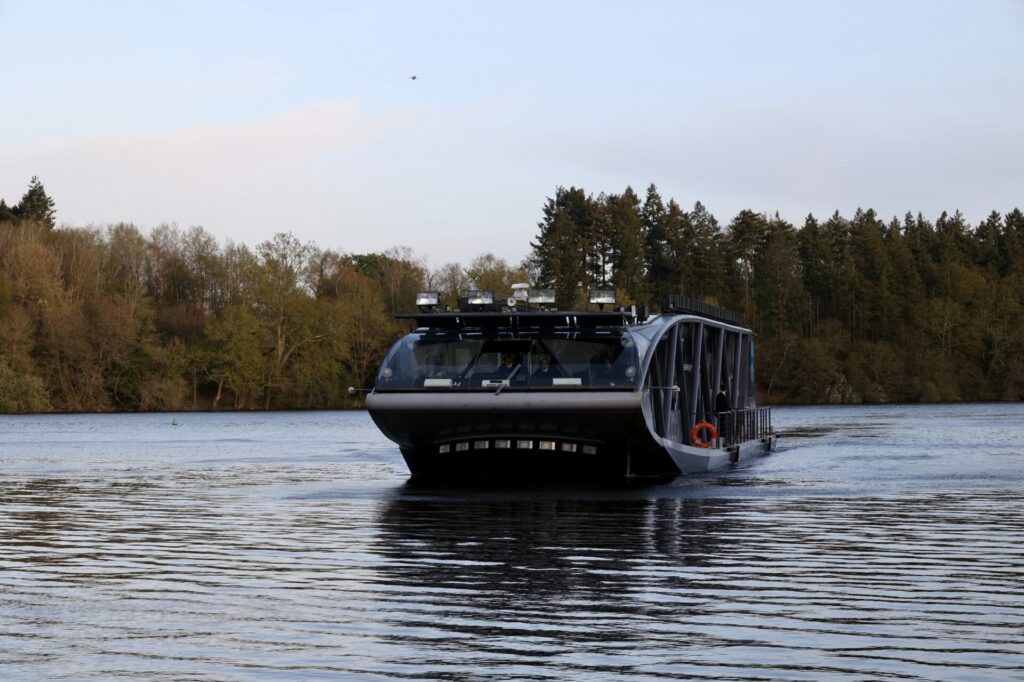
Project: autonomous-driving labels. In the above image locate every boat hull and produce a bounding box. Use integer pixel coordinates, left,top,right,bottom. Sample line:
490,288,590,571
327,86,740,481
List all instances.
662,436,777,473
366,391,772,478
367,391,671,477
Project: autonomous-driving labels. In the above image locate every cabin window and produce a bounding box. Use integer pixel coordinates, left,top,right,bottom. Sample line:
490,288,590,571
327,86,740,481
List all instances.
375,332,638,390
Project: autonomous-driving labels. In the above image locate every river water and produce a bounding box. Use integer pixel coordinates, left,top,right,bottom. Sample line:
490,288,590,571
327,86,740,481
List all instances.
1,403,1023,681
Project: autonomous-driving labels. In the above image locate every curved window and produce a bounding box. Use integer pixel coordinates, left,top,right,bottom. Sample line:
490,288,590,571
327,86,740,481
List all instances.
375,332,638,391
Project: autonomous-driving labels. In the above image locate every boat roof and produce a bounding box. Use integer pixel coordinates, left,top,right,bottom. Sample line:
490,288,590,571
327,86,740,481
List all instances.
396,295,749,334
396,311,635,331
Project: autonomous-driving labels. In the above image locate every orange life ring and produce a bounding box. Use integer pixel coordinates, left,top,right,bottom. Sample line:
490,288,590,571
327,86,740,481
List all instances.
691,421,718,448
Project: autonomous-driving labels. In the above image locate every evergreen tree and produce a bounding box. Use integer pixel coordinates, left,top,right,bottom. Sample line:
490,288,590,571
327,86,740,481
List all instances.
588,193,615,287
641,184,672,306
659,200,690,298
974,211,1003,275
687,201,723,302
15,176,57,229
603,187,645,303
797,214,828,333
935,210,971,272
0,199,16,224
904,212,940,296
1003,208,1024,276
848,208,889,341
725,209,770,320
750,215,809,399
528,187,592,308
753,215,806,334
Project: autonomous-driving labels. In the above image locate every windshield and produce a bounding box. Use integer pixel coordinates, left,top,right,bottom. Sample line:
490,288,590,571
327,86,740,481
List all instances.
375,331,638,390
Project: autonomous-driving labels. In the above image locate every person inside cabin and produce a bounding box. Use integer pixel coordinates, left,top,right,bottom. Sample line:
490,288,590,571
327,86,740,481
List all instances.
592,351,621,386
495,352,521,380
412,350,448,387
531,355,562,386
426,350,448,377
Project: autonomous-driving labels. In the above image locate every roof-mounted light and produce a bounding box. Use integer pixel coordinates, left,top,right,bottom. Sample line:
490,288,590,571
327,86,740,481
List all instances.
415,291,440,308
528,289,556,304
416,291,443,312
511,282,530,302
465,290,494,305
588,289,616,305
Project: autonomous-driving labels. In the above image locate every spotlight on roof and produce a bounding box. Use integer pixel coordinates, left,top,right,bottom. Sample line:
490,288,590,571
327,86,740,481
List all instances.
588,289,616,306
528,289,556,305
415,291,440,312
465,290,494,306
511,282,530,303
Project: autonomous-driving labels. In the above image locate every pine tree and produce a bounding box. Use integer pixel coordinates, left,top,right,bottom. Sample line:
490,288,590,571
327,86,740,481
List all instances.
641,184,671,306
726,209,770,321
848,208,888,341
688,201,722,301
974,211,1003,275
0,199,16,223
528,187,592,308
15,176,57,229
605,188,645,304
1002,208,1024,276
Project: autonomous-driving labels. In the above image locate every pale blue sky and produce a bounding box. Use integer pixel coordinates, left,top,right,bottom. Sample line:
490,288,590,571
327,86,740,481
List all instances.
2,0,1022,267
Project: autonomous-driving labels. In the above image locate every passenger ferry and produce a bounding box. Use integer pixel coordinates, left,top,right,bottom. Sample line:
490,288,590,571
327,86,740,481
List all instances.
365,288,776,478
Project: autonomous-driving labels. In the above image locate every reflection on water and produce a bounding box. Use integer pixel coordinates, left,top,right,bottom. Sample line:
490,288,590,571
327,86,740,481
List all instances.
1,406,1024,680
374,488,1024,680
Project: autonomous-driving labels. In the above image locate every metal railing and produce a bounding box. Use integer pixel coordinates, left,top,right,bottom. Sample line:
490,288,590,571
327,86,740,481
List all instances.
663,295,744,326
696,407,772,447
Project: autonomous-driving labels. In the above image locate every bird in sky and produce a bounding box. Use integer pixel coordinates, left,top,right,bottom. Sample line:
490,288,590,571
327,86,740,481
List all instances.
409,75,417,80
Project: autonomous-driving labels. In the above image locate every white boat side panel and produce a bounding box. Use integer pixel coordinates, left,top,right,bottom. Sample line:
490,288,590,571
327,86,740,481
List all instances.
663,438,773,474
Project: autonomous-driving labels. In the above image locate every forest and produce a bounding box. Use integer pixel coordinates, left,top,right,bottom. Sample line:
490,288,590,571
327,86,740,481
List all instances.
1,177,1022,412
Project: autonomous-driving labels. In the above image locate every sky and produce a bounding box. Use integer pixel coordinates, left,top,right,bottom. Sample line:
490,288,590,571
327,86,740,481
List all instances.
1,0,1022,269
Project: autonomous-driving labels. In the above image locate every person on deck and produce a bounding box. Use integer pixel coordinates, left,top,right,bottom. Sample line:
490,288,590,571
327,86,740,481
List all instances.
715,385,732,414
715,385,733,445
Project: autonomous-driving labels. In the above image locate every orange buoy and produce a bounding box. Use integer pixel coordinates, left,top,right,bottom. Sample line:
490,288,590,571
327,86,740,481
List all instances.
691,421,718,448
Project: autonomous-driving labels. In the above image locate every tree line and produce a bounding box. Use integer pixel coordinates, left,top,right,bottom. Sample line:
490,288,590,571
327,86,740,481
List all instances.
528,185,1024,403
0,178,531,412
1,177,1021,412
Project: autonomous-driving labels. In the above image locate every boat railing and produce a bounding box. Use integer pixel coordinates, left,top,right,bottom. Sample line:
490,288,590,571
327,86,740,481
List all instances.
698,408,772,447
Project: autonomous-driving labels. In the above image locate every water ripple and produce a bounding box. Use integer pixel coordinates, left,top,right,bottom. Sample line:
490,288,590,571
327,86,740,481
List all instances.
1,407,1024,680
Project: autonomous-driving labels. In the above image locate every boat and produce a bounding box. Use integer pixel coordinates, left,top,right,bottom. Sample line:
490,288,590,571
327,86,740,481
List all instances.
365,289,776,479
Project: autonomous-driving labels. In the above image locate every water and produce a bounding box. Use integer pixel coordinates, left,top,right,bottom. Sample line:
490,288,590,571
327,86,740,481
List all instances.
2,404,1023,681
